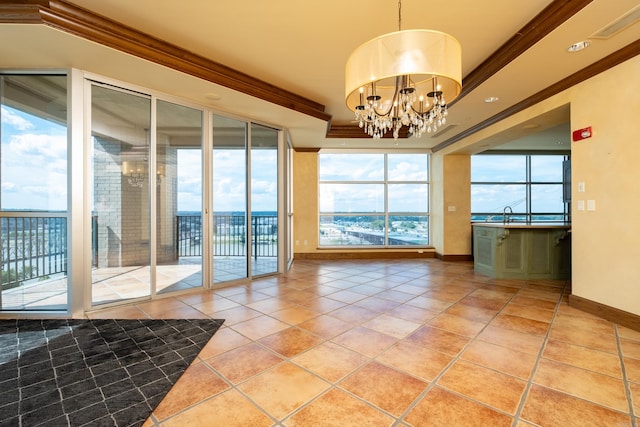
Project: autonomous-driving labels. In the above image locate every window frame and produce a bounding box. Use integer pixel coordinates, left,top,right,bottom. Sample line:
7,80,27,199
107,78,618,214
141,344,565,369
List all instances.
471,152,570,223
318,151,430,248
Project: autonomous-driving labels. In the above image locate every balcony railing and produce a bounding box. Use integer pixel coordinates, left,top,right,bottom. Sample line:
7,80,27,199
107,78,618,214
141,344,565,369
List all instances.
1,213,277,290
178,214,277,258
1,212,67,289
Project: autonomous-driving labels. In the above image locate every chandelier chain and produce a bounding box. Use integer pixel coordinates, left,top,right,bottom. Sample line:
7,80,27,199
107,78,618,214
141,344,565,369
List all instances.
398,0,402,32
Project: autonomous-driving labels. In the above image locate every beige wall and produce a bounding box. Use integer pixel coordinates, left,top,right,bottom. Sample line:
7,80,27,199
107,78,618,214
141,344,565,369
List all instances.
569,56,640,315
292,151,319,253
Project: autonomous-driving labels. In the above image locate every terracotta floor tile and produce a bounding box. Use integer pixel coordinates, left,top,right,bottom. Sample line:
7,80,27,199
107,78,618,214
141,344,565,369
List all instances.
230,315,290,340
548,323,618,354
533,358,628,412
437,360,526,414
238,362,330,419
623,357,640,383
206,342,283,384
457,295,508,311
423,287,471,302
211,305,263,325
543,339,622,378
297,314,354,339
618,325,640,342
405,325,471,355
197,326,251,359
152,361,229,421
327,289,368,304
135,298,191,317
160,389,272,427
332,326,397,357
553,312,615,336
258,327,324,358
285,388,394,427
501,303,555,323
477,325,545,355
428,313,486,338
191,297,240,315
445,303,498,323
327,305,380,324
468,288,513,302
246,297,295,314
620,338,640,360
509,295,558,311
226,291,273,305
269,306,320,325
376,340,453,381
517,288,561,302
460,340,537,380
361,313,421,338
86,304,147,319
386,304,440,324
339,361,427,416
629,381,640,415
393,283,430,295
292,341,368,382
521,384,631,427
350,284,387,296
406,296,453,311
404,387,512,427
297,296,347,313
375,289,418,303
354,296,402,313
491,313,550,336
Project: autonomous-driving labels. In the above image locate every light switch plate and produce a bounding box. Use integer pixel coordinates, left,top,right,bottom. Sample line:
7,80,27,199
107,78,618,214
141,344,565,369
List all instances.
577,200,584,211
587,200,596,211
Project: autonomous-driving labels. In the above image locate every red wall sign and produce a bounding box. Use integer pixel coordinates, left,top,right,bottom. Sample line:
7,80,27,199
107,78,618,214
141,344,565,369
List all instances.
572,126,592,141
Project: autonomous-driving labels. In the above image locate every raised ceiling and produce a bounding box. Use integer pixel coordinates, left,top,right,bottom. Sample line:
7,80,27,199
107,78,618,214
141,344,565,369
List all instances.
1,0,639,151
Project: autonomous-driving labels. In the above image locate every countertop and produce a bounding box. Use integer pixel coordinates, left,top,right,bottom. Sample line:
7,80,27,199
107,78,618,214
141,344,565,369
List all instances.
472,222,571,229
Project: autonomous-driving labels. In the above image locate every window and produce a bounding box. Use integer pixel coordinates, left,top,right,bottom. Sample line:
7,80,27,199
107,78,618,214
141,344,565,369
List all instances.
471,154,569,222
319,153,429,246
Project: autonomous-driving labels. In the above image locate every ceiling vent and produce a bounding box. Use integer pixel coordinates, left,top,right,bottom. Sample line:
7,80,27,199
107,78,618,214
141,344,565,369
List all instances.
591,5,640,39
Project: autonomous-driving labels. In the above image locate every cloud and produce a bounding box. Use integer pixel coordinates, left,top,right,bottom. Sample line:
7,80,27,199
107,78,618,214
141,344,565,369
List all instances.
1,106,34,131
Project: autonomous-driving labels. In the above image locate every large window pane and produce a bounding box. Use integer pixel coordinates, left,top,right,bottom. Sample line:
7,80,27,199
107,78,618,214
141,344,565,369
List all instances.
319,153,384,181
531,184,564,213
319,215,385,246
319,184,384,213
388,184,428,212
91,84,151,306
0,74,68,311
471,184,527,213
531,155,564,182
388,154,428,181
213,115,247,283
157,100,203,295
471,155,526,182
389,216,429,245
251,123,278,276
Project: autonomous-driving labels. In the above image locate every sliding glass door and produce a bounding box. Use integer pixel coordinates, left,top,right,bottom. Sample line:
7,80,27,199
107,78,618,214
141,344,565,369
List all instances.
90,83,151,306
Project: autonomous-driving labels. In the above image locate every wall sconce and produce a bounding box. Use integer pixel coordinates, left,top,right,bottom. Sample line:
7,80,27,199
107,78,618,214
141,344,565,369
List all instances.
122,160,166,187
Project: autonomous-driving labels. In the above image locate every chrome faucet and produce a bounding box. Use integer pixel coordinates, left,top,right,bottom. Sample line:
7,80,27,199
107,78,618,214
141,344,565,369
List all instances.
503,205,513,224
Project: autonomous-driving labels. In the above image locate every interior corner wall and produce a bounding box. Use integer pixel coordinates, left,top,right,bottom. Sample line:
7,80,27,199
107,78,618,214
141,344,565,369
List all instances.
292,151,319,253
570,55,640,315
430,154,444,253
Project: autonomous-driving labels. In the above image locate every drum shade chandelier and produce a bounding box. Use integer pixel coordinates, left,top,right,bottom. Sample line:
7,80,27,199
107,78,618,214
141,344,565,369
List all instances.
345,0,462,139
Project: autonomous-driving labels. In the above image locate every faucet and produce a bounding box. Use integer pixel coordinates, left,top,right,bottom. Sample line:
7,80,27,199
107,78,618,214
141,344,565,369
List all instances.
503,206,513,224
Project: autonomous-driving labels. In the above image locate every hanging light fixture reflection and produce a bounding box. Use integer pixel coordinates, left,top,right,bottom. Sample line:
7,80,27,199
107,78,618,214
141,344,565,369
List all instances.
345,0,462,139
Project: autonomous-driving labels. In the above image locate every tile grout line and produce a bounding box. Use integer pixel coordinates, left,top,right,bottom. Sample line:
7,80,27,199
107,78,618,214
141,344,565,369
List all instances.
510,279,569,427
615,323,638,427
390,276,530,427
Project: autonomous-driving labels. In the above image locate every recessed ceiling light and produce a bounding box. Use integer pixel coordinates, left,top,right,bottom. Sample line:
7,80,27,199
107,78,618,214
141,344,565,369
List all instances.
484,96,499,103
567,40,591,52
204,92,221,101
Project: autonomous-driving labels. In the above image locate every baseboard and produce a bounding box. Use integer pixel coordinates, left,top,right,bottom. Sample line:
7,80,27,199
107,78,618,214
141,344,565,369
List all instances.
435,253,473,262
294,251,436,260
569,294,640,332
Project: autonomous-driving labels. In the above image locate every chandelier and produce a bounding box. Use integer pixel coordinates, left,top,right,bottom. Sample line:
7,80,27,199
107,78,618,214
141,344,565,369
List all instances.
345,0,462,139
122,159,165,188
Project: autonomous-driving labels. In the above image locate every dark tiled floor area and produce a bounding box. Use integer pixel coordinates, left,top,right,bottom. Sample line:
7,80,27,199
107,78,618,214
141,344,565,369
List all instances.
90,259,640,426
0,319,223,426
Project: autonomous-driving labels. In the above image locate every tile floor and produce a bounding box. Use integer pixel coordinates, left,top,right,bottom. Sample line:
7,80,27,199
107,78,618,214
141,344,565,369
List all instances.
87,259,640,426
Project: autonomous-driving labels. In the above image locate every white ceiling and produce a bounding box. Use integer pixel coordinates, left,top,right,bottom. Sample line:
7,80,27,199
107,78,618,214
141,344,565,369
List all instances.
1,0,639,151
